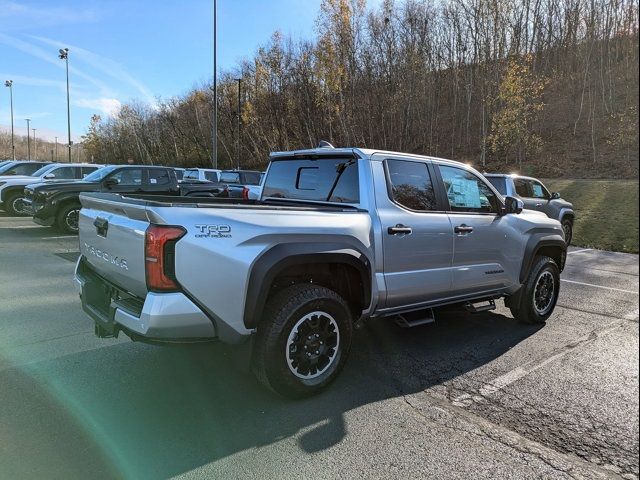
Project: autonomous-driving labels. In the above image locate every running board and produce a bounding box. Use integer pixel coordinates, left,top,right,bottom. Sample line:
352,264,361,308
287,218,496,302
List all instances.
464,299,496,314
394,308,435,328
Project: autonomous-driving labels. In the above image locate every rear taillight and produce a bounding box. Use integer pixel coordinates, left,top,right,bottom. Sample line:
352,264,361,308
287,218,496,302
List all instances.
242,186,249,200
145,225,186,292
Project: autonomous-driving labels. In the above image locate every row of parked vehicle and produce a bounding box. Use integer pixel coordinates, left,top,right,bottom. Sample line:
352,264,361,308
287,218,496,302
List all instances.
1,146,575,397
0,159,263,234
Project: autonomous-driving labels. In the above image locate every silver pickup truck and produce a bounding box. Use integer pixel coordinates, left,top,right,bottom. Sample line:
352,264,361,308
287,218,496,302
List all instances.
74,146,566,397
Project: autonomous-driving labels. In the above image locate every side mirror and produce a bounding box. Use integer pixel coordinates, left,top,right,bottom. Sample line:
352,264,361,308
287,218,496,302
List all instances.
504,196,524,215
551,192,561,200
103,178,118,188
44,173,56,179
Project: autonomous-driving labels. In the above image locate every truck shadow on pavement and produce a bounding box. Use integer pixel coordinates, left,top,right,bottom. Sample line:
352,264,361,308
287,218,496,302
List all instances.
3,308,541,479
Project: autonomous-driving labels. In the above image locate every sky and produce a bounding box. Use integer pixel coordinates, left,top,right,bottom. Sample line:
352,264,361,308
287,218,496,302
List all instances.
0,0,337,142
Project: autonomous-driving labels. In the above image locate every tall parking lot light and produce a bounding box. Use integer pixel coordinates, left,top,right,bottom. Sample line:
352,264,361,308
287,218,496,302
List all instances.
32,128,37,159
58,48,72,163
55,136,58,160
25,118,31,160
4,80,15,160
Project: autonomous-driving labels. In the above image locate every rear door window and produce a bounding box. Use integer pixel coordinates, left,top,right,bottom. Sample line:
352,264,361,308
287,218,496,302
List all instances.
81,166,99,177
514,178,531,197
262,159,359,203
486,177,507,195
50,166,78,179
220,172,241,184
386,159,437,211
146,168,171,186
204,171,220,182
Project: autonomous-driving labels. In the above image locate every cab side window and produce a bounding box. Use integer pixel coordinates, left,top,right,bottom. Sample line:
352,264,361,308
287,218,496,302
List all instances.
50,166,78,179
108,168,142,186
386,159,437,211
81,166,99,177
438,165,499,214
530,180,550,199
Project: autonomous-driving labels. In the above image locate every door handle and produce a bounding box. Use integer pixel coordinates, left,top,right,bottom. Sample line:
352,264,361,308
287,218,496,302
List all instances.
388,224,412,235
454,224,474,234
535,203,543,207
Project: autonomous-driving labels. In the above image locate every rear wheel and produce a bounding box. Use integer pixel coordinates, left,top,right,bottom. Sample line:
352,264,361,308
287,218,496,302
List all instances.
252,284,353,398
5,192,29,216
56,203,81,234
561,218,573,246
510,255,560,324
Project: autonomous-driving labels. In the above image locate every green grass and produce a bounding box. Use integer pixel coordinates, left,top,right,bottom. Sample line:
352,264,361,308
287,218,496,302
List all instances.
543,179,639,253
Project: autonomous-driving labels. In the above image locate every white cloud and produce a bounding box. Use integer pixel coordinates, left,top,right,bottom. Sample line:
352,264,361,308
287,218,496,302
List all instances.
74,97,122,116
0,1,98,29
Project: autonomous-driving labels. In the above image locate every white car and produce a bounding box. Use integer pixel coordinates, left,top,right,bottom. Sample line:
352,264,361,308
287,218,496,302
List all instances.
182,168,222,182
0,163,102,215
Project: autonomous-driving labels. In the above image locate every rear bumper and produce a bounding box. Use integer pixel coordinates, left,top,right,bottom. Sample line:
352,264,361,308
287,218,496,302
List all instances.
74,257,216,342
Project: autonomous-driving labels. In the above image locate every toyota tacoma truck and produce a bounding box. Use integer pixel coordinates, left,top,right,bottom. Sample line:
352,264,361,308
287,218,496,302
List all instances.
24,165,229,234
485,173,575,245
74,146,566,398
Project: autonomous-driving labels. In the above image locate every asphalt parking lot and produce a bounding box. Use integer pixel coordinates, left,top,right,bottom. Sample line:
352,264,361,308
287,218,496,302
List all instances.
1,213,638,480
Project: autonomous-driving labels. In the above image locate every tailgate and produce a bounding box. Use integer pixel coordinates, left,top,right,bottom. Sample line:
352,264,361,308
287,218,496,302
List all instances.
78,194,149,298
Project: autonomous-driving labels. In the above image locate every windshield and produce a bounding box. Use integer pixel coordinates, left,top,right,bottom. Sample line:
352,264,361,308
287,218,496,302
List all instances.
32,164,59,177
262,158,360,203
0,162,48,176
83,165,118,182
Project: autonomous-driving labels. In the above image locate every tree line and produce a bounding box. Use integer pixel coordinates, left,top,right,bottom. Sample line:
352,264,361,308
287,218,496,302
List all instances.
78,0,640,177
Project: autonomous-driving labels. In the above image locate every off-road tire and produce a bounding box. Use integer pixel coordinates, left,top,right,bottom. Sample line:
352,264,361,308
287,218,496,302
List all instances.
510,255,560,325
56,202,81,234
5,192,29,216
252,284,353,398
561,218,573,246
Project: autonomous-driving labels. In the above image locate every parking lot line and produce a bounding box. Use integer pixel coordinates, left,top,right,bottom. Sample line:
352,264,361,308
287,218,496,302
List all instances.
561,278,639,294
567,248,592,255
451,315,632,407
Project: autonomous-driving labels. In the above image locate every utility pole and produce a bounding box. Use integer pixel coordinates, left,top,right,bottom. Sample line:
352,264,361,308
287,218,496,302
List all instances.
25,118,31,160
58,48,72,162
55,137,58,161
32,128,37,159
236,77,242,170
4,80,15,160
212,0,217,169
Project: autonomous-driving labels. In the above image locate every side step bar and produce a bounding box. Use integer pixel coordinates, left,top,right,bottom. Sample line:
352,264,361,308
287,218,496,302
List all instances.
464,299,496,313
394,308,435,328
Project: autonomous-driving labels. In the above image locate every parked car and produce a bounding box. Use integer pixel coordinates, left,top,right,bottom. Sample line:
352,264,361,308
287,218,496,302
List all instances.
74,146,566,398
484,174,575,245
223,170,264,199
23,165,228,234
0,163,101,215
182,168,222,183
0,160,52,178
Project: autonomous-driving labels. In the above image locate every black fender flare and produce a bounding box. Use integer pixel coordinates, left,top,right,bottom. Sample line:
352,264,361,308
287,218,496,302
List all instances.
51,192,82,209
519,231,567,284
1,185,28,202
243,242,372,330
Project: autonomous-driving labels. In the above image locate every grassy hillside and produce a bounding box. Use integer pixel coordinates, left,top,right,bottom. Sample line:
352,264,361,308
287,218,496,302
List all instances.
544,179,639,253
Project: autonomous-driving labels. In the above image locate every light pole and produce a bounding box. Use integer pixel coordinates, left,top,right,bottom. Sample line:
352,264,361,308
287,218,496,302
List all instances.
235,77,241,170
212,0,217,169
25,119,31,160
58,48,72,163
32,128,37,159
54,136,58,161
4,80,15,160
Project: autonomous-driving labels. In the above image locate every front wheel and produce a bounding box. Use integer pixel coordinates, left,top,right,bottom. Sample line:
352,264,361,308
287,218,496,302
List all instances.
510,255,560,324
561,218,573,246
252,284,353,398
56,203,81,234
5,192,29,216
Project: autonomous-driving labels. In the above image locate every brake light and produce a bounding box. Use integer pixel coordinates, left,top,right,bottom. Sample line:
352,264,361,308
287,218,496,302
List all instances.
145,225,186,292
242,186,249,200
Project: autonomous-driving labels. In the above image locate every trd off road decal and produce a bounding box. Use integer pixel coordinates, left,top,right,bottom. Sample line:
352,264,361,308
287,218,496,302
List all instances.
194,224,232,238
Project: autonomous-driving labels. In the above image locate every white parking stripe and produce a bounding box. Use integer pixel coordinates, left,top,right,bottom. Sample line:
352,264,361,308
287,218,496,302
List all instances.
567,248,592,255
561,278,639,294
452,312,636,407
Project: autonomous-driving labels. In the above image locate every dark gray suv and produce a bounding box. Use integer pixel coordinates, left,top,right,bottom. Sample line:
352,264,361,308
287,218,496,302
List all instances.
485,174,575,245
